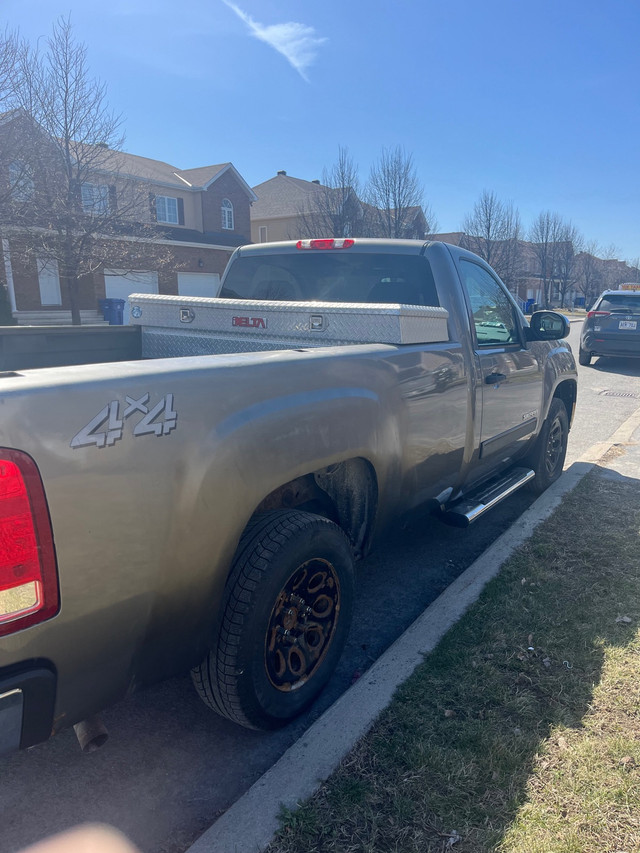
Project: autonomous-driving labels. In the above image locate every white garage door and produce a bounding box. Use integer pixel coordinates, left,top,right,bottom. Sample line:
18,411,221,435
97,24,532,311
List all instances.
177,272,221,298
104,270,159,322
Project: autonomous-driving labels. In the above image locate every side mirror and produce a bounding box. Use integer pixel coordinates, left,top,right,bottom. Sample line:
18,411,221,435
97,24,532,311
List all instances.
525,310,570,341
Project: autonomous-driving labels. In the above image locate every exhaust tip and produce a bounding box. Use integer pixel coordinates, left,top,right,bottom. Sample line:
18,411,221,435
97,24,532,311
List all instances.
73,714,109,752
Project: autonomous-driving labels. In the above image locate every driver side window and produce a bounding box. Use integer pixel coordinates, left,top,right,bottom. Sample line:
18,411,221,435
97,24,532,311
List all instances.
461,260,520,346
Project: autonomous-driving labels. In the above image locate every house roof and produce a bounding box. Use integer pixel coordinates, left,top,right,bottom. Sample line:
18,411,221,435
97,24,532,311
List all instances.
251,173,329,219
108,153,257,198
0,108,23,126
114,151,226,187
158,224,246,248
426,231,465,244
0,111,256,198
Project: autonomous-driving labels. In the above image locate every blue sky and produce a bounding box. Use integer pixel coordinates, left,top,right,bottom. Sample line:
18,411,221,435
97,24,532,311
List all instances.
4,0,640,261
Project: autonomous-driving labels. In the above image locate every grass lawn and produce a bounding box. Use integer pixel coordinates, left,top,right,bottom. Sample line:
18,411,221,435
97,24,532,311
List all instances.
267,467,640,853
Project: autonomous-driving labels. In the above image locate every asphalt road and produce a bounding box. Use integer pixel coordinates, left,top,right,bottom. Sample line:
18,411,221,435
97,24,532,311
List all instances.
3,322,640,853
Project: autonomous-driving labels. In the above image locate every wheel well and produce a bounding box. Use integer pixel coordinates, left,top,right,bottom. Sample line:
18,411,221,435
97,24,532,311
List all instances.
553,380,577,427
253,458,378,559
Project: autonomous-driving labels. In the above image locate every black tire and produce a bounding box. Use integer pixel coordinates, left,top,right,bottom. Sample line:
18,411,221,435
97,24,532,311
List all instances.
578,347,592,366
191,509,355,730
525,398,569,495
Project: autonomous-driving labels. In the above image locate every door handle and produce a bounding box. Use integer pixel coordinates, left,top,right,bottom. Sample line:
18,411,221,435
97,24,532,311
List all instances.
485,372,507,384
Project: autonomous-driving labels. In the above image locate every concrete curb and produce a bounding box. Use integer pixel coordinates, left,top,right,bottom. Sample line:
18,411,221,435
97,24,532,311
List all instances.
187,408,640,853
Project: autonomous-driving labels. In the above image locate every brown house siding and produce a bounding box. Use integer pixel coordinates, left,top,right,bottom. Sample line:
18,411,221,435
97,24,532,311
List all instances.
201,170,251,241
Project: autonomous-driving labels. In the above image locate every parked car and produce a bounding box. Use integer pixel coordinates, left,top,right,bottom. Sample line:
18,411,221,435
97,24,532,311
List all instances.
579,287,640,365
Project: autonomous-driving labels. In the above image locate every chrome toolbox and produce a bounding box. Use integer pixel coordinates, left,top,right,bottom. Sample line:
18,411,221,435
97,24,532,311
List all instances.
128,294,449,359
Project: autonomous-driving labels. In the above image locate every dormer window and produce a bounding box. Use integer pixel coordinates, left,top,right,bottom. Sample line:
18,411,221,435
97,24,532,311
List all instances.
221,198,234,230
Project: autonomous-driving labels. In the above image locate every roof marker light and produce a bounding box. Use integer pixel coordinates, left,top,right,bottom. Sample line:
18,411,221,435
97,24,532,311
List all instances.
296,239,355,250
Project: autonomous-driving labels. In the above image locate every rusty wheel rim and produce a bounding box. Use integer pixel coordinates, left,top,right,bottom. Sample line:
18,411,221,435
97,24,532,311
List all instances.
265,558,341,692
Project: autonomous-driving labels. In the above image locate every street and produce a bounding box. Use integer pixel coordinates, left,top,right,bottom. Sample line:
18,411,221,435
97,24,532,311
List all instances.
3,321,640,853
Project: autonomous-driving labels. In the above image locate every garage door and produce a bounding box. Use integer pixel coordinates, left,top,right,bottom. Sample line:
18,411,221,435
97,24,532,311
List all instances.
177,272,221,298
104,270,159,322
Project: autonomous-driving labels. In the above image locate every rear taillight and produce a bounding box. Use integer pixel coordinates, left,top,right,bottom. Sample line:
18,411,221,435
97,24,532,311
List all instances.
587,310,610,318
296,238,355,250
0,450,58,636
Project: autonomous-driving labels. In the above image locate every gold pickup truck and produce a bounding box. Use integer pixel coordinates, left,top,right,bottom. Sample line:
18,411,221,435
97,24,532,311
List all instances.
0,239,577,755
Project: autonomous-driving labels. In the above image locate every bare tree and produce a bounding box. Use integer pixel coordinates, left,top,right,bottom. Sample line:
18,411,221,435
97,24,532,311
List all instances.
0,29,35,211
528,211,567,307
461,190,523,292
365,146,435,238
7,18,170,323
0,29,30,324
0,27,20,109
297,147,364,238
627,258,640,283
555,223,582,308
574,241,603,308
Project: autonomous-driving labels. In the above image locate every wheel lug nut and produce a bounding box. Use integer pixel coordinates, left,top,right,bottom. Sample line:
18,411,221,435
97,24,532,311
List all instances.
276,626,297,644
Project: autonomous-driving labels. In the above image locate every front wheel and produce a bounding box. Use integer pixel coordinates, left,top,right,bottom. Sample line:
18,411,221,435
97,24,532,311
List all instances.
525,398,569,495
191,510,355,730
578,347,592,366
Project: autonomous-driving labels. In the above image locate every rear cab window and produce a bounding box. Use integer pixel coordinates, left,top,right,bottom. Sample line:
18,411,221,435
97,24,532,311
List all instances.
220,252,440,308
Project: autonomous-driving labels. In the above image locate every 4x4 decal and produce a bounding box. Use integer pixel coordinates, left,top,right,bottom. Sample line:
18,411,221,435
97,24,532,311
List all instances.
70,393,177,449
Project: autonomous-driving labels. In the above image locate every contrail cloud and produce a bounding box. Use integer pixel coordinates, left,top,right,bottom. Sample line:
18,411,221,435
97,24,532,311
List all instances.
222,1,327,81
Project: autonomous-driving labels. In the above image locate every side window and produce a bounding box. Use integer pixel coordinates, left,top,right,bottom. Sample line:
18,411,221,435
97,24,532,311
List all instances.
460,260,520,346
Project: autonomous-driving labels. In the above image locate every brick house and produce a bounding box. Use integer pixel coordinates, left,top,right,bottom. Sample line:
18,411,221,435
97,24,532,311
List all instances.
251,171,428,243
0,111,256,324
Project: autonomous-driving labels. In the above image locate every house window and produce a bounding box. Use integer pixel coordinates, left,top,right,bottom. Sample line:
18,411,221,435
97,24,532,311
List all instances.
81,183,110,214
259,225,268,243
37,258,62,306
9,161,34,201
222,198,234,230
156,195,179,224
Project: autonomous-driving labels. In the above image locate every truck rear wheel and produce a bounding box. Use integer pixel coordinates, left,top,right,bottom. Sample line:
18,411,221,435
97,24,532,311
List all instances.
525,398,569,495
191,509,355,730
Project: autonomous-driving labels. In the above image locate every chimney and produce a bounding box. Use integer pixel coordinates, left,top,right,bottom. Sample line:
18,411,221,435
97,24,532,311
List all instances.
277,170,287,176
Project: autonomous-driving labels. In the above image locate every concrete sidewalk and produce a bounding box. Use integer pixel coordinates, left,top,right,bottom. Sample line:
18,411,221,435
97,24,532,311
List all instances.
187,405,640,853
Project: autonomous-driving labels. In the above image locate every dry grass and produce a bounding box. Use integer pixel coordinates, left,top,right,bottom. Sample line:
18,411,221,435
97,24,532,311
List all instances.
268,468,640,853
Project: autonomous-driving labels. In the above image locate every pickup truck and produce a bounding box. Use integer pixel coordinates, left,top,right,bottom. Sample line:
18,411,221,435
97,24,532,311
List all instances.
0,238,577,755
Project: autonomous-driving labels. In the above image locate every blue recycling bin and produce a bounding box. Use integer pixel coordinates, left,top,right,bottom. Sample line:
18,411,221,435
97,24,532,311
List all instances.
102,298,125,325
98,298,109,320
525,298,536,314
